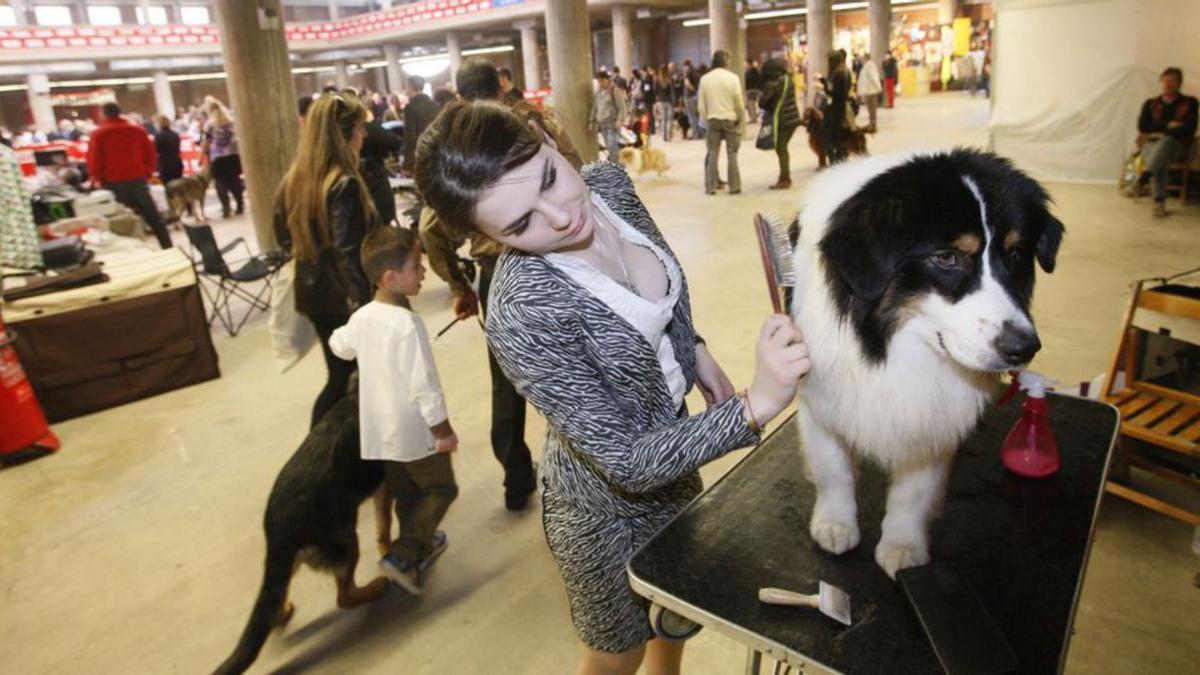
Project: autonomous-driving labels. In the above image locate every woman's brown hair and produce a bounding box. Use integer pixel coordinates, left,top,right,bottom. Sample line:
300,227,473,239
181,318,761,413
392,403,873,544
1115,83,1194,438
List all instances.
413,100,544,238
277,94,376,263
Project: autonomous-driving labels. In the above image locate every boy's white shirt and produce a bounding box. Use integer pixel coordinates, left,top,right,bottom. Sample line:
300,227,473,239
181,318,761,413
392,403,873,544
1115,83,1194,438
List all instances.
329,301,447,462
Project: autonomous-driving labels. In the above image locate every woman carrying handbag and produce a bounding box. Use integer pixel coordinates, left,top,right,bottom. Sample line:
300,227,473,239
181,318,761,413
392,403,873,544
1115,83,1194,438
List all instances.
757,58,802,190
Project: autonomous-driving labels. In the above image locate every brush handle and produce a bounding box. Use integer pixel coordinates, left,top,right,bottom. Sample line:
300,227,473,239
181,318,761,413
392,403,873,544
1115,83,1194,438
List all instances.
758,587,820,608
753,214,785,314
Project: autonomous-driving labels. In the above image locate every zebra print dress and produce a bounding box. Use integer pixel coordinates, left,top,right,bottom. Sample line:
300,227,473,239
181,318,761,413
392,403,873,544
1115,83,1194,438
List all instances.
485,162,761,652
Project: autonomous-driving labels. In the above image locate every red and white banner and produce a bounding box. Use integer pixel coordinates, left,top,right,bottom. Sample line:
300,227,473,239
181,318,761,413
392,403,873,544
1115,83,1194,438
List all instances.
0,0,513,53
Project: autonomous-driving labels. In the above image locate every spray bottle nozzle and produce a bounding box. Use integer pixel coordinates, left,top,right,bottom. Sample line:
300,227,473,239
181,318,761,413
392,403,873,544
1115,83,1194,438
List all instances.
1015,370,1058,399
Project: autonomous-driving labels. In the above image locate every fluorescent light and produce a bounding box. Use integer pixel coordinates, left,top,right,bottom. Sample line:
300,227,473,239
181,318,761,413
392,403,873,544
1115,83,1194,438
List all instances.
51,76,155,88
462,45,514,56
359,60,388,69
0,84,28,92
688,0,925,26
746,8,806,20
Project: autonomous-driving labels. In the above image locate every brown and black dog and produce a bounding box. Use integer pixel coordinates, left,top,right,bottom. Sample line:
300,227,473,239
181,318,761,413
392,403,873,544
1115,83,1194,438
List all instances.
802,107,869,169
213,392,390,675
166,166,212,224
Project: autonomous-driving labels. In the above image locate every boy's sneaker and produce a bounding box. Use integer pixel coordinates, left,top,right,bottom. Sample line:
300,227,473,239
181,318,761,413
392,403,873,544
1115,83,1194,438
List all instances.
418,530,449,572
379,554,423,595
1153,201,1168,218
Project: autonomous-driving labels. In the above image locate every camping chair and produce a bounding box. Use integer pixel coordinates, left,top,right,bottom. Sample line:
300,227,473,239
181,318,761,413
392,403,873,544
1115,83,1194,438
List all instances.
1101,276,1200,531
183,224,281,337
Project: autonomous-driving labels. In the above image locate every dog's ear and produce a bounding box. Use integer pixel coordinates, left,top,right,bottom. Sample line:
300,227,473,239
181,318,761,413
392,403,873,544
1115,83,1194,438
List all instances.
819,198,899,304
1034,212,1064,274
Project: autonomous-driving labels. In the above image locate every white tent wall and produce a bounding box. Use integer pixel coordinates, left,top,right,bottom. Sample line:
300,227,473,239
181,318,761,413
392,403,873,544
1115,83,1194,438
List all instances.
990,0,1200,183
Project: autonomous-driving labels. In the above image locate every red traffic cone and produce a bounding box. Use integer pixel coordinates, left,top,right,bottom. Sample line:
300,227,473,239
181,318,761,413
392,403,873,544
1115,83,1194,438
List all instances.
0,318,60,460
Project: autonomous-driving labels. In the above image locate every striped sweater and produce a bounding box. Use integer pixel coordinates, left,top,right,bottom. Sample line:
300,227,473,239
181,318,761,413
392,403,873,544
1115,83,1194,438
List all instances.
485,162,759,518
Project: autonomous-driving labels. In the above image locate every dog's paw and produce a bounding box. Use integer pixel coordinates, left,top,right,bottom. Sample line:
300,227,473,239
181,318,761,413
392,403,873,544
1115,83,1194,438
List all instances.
810,517,860,555
875,541,930,579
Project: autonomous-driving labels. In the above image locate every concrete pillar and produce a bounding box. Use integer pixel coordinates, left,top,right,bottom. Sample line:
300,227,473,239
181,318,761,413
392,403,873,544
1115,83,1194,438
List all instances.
213,0,299,250
9,0,27,26
26,74,55,134
334,61,349,90
139,0,152,24
806,0,832,107
152,70,175,118
373,66,387,93
868,0,890,68
516,21,541,90
545,0,597,162
611,5,634,84
446,33,462,90
383,44,403,93
327,0,340,20
708,0,738,65
378,0,392,8
938,0,958,25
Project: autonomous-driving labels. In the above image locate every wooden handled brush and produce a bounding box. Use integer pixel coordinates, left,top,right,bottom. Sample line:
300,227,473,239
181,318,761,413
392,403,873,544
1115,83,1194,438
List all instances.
753,213,797,315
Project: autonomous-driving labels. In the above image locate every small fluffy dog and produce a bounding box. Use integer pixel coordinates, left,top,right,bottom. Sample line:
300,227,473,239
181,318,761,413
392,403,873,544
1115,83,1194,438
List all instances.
213,393,389,675
790,149,1064,578
617,134,670,177
802,107,869,169
166,167,211,224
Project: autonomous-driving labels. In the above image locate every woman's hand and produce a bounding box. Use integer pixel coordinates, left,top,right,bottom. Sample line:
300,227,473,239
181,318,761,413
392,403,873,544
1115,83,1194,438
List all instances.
694,342,736,408
746,315,810,425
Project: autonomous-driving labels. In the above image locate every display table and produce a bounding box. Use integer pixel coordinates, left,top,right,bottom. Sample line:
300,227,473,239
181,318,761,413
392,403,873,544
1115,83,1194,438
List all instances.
628,394,1119,674
2,248,219,422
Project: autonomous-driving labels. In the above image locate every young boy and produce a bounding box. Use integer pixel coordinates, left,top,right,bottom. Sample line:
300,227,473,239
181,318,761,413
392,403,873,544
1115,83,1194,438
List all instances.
330,226,458,595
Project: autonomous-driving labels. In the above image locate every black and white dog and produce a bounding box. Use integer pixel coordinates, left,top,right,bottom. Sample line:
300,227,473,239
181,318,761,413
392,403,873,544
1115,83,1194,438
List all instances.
791,149,1064,578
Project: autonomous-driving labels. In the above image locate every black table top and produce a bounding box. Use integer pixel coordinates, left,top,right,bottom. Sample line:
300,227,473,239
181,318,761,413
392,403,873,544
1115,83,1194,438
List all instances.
628,393,1119,675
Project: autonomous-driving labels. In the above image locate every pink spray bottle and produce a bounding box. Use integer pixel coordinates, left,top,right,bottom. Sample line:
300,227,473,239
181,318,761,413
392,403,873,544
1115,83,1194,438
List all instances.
1001,371,1060,479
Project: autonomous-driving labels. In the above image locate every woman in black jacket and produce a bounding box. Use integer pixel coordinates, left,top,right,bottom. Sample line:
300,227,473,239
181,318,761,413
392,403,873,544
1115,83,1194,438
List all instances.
275,94,378,427
154,115,184,184
759,58,802,189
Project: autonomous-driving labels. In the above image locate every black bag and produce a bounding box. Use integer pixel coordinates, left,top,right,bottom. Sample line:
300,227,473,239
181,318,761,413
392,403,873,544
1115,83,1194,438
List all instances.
38,235,93,270
756,109,775,150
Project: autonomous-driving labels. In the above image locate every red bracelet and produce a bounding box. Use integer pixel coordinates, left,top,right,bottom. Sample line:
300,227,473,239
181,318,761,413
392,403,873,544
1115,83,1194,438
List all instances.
739,389,762,435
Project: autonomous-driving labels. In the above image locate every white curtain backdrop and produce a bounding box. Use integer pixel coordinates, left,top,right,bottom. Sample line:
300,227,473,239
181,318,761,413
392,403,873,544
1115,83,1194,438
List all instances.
989,0,1200,183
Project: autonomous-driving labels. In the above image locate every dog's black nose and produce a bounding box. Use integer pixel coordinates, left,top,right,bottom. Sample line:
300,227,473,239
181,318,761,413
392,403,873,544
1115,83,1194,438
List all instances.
995,322,1041,365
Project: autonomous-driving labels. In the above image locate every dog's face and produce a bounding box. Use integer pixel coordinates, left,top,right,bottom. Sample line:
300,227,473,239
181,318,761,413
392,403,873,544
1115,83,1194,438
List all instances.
819,150,1064,371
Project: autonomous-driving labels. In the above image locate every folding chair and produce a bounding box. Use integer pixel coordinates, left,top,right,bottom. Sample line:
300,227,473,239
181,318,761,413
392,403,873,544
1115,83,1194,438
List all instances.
1101,277,1200,529
183,224,281,337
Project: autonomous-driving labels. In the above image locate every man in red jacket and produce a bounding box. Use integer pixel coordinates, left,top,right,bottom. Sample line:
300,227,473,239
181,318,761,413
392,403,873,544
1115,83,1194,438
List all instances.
87,102,171,248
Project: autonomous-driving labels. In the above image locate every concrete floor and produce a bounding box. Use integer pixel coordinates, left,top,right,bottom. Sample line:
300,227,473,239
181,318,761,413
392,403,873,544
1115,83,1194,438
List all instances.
2,94,1198,674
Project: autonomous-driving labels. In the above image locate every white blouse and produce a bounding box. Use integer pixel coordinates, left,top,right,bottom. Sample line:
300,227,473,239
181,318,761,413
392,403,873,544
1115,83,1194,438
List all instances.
547,193,687,411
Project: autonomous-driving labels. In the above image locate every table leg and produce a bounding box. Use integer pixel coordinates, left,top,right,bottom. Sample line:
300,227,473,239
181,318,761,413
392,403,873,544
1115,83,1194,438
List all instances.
744,648,762,675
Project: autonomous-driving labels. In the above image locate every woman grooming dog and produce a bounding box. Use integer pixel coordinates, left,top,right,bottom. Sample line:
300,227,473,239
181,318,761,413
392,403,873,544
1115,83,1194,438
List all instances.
415,100,810,675
275,94,379,428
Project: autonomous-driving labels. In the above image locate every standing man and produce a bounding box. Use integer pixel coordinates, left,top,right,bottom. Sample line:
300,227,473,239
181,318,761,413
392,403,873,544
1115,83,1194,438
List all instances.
419,59,582,510
498,67,524,105
857,53,883,133
1128,67,1197,217
402,76,440,174
590,71,627,164
882,50,899,108
698,50,745,195
611,66,628,94
87,103,171,249
683,59,702,139
744,58,765,123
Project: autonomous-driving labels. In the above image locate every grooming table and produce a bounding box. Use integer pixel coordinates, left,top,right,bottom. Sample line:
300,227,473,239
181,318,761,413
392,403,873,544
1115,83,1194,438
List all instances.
628,394,1119,674
2,248,220,422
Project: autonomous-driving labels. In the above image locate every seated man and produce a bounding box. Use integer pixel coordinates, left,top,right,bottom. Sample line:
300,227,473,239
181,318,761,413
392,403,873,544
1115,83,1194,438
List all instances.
1127,67,1198,217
